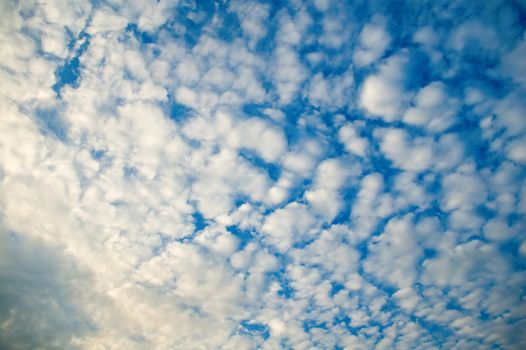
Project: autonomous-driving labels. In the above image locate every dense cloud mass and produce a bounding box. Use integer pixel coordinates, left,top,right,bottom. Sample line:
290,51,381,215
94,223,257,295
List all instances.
1,0,526,349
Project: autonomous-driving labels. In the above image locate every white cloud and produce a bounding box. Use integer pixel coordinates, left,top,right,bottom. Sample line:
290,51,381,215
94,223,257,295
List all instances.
359,53,411,121
40,25,68,57
306,67,354,109
413,26,438,46
422,240,509,287
338,122,369,157
501,31,526,88
319,12,350,49
231,1,270,48
506,137,526,164
290,225,359,283
441,164,487,212
364,215,422,289
393,287,421,312
134,0,177,33
392,172,431,210
273,45,307,104
88,7,128,35
350,173,393,241
261,202,318,252
176,86,199,107
403,81,459,132
494,91,526,138
282,138,324,175
190,148,270,218
2,1,526,348
483,217,520,241
175,58,200,84
313,0,331,12
353,21,391,67
202,66,235,90
233,117,288,163
305,157,360,221
375,128,433,172
270,10,313,104
263,108,285,122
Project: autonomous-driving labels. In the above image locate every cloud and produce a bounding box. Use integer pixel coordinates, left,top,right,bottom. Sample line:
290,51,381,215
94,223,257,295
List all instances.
338,122,369,157
353,18,391,67
2,0,526,348
273,45,308,104
359,53,411,121
305,157,360,221
350,173,393,240
230,1,270,48
375,128,433,172
261,202,318,252
0,226,94,349
403,81,460,132
88,7,128,35
364,214,433,289
306,67,354,109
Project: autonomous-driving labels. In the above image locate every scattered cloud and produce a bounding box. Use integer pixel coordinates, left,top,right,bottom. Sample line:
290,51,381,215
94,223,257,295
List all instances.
1,0,525,349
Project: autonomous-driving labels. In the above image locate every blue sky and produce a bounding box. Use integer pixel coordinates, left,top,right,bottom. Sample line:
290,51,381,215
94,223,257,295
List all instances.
1,0,526,349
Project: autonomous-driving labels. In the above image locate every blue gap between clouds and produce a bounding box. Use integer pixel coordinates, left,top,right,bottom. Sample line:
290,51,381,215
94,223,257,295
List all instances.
410,314,453,348
52,31,91,96
226,225,254,250
238,149,281,182
242,103,272,119
34,108,67,141
303,319,328,332
239,320,270,340
164,0,215,48
126,23,155,45
192,211,208,231
216,2,242,43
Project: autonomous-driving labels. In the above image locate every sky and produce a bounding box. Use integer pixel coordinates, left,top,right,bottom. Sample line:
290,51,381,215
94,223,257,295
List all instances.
0,0,526,349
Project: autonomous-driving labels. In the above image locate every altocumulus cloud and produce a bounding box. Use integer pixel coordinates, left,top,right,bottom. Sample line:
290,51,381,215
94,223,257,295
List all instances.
1,0,526,349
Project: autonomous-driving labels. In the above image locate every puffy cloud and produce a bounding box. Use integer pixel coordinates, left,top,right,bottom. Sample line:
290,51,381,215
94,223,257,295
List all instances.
359,53,411,121
306,67,354,109
494,91,526,137
403,81,460,132
338,122,369,157
261,202,319,252
175,58,200,84
413,26,439,47
375,128,466,173
305,157,360,221
375,128,433,172
231,117,288,163
441,164,487,212
350,173,393,240
2,0,526,348
88,7,128,35
231,1,270,48
506,137,526,164
422,239,509,287
501,31,526,88
273,45,308,104
353,20,391,67
364,214,438,289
